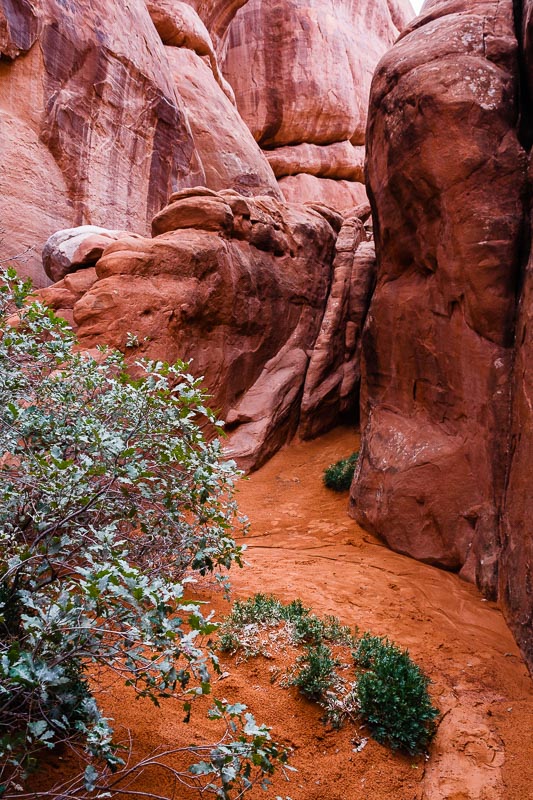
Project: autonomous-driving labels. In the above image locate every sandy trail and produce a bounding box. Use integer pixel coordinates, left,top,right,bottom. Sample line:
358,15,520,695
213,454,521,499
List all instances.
229,427,533,799
37,427,532,800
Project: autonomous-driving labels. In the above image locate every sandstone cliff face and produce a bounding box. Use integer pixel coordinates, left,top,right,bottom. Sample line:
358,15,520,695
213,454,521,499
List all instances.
351,0,532,669
498,0,533,670
0,0,414,286
0,0,278,285
221,0,413,208
38,191,374,471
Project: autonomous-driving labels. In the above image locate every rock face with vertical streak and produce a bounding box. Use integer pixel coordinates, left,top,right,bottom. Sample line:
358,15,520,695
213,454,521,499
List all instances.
0,0,413,286
498,0,533,671
0,0,201,284
352,0,525,575
0,0,280,285
299,210,375,440
221,0,413,207
351,0,532,670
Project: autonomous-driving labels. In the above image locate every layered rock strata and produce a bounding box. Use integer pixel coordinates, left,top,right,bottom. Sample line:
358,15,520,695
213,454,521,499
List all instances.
351,0,532,669
39,190,375,470
221,0,413,207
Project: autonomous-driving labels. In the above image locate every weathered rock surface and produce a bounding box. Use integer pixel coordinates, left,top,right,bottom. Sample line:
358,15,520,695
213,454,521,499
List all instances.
0,0,415,286
0,0,201,284
0,0,281,285
278,175,368,213
299,215,375,440
266,142,365,182
0,0,40,59
498,4,533,671
146,0,234,98
351,0,532,669
38,190,378,470
185,0,248,47
43,227,137,283
222,0,412,148
164,46,280,198
221,0,413,213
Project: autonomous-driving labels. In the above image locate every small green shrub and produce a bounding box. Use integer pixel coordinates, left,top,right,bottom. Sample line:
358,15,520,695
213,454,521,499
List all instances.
323,452,359,492
227,594,287,626
292,613,354,647
219,597,439,756
219,595,355,656
288,644,338,700
353,634,439,755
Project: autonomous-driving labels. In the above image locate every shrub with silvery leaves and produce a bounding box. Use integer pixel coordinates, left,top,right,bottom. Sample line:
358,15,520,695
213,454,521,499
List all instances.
0,268,289,798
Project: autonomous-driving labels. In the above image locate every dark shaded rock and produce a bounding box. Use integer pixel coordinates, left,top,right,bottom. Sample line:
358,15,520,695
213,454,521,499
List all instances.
351,0,526,586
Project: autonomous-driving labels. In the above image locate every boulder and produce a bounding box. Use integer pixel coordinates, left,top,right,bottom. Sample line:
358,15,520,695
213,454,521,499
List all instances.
38,192,338,469
146,0,235,101
151,194,235,236
220,0,413,216
42,226,136,283
278,175,368,213
265,142,365,182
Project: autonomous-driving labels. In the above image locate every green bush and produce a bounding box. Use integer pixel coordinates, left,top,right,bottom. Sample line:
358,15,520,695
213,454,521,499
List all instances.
219,594,354,655
323,452,359,491
288,644,338,700
353,634,439,755
0,269,288,798
219,596,439,756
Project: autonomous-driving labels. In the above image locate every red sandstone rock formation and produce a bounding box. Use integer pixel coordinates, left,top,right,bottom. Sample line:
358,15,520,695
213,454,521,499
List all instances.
351,0,532,669
299,208,375,440
222,0,413,207
38,191,375,470
498,0,533,670
0,0,414,286
0,0,278,285
0,0,197,284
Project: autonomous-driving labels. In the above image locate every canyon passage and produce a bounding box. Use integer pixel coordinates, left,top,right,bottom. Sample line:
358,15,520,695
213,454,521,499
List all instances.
0,0,532,798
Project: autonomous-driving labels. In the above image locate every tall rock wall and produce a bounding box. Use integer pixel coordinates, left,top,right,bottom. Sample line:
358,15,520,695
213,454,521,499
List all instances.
0,0,278,285
0,0,415,285
221,0,413,210
498,0,533,670
351,0,532,669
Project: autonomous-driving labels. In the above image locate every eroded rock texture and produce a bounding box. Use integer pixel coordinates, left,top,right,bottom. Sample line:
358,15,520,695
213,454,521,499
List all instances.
221,0,413,207
0,0,278,285
0,0,413,285
498,0,533,670
39,191,375,470
351,0,532,669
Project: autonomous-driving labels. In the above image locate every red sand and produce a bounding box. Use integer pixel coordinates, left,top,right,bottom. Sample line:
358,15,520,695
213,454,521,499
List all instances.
33,427,533,799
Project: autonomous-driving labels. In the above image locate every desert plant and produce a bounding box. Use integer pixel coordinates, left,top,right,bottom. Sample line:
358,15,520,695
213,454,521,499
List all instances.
0,268,288,798
219,596,439,755
219,594,355,659
353,634,439,754
323,452,359,492
287,644,338,700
